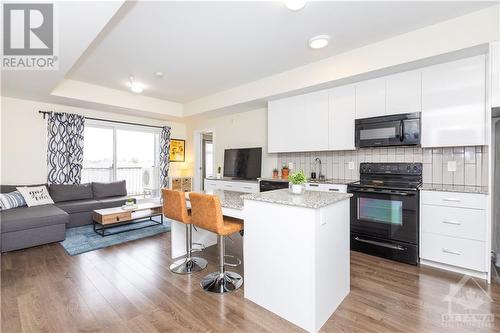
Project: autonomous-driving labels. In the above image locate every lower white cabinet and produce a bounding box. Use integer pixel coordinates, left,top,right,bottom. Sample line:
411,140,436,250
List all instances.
204,179,259,193
420,190,488,278
305,183,347,193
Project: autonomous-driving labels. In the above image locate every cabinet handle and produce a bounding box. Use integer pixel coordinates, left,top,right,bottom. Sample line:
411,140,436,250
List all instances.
328,188,339,192
244,186,252,189
443,198,461,202
309,184,319,187
442,248,462,255
226,185,233,187
442,219,461,225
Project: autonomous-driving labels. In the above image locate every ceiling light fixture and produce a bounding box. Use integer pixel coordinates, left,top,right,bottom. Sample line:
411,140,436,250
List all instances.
155,71,164,78
127,76,144,93
308,35,330,49
285,0,307,11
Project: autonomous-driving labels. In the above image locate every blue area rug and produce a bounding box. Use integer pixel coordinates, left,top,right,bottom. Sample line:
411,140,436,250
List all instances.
60,216,171,256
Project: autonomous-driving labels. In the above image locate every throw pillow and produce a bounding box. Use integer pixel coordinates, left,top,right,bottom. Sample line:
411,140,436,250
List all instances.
0,190,27,210
16,186,54,207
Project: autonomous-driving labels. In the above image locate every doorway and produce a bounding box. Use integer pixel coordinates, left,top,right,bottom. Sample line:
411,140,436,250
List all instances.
194,130,215,191
201,133,214,190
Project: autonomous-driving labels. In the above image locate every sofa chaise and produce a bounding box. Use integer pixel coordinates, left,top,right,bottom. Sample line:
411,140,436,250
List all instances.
0,181,134,252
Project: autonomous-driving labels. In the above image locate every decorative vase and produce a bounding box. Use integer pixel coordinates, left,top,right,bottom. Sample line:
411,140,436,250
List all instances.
216,173,222,179
273,171,279,178
291,184,303,194
281,168,289,179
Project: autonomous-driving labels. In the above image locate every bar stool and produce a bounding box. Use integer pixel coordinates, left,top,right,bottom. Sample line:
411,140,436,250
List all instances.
162,189,208,274
189,192,244,294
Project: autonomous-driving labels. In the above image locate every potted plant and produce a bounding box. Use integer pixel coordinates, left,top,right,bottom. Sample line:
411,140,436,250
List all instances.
288,170,306,194
272,168,279,178
125,198,135,206
281,165,290,179
216,166,222,179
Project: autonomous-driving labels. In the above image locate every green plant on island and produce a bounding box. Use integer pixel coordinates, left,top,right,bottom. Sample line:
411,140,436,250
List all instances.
288,170,307,185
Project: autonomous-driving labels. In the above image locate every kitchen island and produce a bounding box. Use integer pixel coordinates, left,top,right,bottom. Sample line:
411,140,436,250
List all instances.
242,189,352,333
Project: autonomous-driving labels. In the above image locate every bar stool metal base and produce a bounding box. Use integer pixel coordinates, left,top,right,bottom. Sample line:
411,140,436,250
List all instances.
201,271,243,293
170,257,208,274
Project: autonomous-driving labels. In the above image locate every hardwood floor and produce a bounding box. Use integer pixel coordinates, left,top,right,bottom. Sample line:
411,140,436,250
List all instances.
2,232,500,333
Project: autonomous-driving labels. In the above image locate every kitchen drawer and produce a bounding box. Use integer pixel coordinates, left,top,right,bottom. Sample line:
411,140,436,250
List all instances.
421,232,486,272
420,190,486,210
305,183,347,193
421,205,486,241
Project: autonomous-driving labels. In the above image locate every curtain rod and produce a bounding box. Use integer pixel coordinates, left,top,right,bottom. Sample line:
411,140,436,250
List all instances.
38,110,166,129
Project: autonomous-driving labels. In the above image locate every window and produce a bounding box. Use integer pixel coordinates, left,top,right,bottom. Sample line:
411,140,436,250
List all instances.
82,121,160,197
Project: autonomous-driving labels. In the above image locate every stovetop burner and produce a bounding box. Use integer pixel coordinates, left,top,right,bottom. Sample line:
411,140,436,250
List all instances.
349,162,423,191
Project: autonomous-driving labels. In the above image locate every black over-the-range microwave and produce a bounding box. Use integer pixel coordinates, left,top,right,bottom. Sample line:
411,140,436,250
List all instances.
355,112,421,148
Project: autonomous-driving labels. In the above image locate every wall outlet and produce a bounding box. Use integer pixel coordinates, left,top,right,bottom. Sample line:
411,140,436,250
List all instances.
447,161,457,172
288,162,294,170
348,161,355,170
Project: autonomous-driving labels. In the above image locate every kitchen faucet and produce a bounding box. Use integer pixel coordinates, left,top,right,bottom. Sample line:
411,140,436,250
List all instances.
314,157,324,180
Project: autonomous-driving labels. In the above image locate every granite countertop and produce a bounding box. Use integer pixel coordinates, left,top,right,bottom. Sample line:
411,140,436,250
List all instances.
187,189,245,210
241,189,352,209
205,177,258,184
419,183,488,195
259,178,356,185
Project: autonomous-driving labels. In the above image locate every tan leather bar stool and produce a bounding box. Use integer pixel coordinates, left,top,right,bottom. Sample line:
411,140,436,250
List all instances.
162,189,208,274
189,192,244,294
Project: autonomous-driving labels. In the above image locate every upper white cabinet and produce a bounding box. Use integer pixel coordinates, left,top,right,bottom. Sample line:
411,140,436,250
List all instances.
303,90,329,151
268,95,304,153
268,91,328,153
355,78,386,119
329,85,356,150
491,41,500,108
386,70,422,115
421,55,486,147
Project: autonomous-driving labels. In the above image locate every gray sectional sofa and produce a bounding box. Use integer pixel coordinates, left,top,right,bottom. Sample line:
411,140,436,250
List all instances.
0,181,133,252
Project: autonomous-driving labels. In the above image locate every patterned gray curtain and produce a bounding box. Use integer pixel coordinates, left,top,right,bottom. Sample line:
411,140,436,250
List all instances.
159,126,171,188
47,112,85,184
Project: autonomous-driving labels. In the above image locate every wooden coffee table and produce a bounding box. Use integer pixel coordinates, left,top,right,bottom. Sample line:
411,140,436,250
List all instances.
92,202,163,237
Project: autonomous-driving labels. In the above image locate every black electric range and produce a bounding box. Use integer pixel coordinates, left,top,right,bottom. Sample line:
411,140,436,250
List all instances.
348,163,422,265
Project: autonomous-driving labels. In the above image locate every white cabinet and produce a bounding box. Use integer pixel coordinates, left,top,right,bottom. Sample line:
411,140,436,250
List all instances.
303,90,329,151
328,85,356,150
305,183,347,193
268,91,328,153
491,41,500,108
204,179,259,193
268,95,305,153
355,77,386,119
420,190,488,278
421,55,486,147
386,70,421,115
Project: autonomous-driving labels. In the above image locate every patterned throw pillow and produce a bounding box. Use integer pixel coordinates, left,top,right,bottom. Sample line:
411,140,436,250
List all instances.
0,190,27,210
16,186,54,207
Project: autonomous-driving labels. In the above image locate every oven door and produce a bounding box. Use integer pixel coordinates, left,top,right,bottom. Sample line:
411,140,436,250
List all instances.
355,120,403,147
348,187,418,244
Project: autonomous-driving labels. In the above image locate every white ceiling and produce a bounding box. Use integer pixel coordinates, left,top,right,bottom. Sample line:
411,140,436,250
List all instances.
68,1,496,103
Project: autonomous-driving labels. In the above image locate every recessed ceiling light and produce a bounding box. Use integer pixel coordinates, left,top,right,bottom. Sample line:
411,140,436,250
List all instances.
285,0,307,11
155,71,164,78
308,35,330,49
127,76,144,93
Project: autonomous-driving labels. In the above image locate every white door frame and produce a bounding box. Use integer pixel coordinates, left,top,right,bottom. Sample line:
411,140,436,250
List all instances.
193,128,215,191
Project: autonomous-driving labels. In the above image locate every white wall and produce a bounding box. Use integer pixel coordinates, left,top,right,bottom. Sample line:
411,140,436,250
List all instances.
0,96,186,185
185,108,277,180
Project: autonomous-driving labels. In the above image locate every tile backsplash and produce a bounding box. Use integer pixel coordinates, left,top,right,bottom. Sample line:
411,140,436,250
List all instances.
278,146,488,186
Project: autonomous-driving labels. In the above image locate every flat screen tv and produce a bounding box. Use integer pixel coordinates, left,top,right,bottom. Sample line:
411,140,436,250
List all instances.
223,147,262,179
